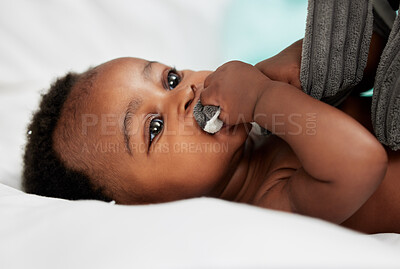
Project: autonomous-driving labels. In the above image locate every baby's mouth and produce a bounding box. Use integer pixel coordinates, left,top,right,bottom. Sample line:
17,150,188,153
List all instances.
193,100,224,134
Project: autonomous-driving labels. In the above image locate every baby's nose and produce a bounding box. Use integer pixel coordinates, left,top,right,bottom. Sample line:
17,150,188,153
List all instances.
172,84,195,117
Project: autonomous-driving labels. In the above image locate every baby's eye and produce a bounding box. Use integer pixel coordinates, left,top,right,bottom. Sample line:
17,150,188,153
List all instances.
166,69,181,90
149,118,163,146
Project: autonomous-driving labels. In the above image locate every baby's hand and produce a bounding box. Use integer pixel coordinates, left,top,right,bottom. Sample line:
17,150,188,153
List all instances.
200,60,270,126
255,39,302,90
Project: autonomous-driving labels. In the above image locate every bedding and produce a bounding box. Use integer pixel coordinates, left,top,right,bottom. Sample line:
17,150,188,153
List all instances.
1,183,400,269
1,1,400,268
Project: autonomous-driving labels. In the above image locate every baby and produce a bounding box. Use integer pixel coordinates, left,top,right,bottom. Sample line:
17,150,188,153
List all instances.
23,36,400,234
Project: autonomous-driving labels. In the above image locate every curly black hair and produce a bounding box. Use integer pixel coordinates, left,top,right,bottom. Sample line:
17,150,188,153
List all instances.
22,70,112,202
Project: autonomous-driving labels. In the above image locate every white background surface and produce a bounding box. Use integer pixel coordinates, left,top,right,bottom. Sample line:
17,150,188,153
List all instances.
1,184,400,269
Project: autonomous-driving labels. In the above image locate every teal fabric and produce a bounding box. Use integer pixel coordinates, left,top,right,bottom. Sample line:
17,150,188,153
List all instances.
360,88,374,97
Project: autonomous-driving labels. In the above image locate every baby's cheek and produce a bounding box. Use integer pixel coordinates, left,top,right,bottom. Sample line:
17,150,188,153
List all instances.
164,133,233,173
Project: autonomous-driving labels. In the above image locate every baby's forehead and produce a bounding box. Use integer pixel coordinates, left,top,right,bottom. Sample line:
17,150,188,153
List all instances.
96,57,147,80
89,58,146,98
63,58,148,135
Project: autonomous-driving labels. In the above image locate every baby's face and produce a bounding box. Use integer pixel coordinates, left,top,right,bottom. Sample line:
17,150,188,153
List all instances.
73,58,250,203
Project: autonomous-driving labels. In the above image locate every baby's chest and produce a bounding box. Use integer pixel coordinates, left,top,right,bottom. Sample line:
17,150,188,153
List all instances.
258,134,302,174
250,134,302,205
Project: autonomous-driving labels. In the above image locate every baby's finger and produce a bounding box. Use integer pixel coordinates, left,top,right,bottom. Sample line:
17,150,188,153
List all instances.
200,81,221,107
218,109,244,126
289,75,302,90
199,86,220,108
203,72,215,89
217,109,230,125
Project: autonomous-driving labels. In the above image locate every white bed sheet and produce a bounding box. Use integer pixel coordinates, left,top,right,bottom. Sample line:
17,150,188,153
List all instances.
1,1,400,268
1,183,400,269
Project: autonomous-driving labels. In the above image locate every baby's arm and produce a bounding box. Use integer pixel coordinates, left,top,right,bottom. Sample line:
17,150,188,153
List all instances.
255,31,387,94
254,79,387,223
201,61,388,224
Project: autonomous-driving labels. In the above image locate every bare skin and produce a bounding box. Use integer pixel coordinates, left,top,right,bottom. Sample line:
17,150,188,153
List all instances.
229,94,400,234
251,31,398,233
53,32,397,234
54,58,252,204
338,96,400,233
201,60,387,231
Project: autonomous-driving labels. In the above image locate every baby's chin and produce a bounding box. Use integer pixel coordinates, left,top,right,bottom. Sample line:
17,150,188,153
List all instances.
211,123,252,155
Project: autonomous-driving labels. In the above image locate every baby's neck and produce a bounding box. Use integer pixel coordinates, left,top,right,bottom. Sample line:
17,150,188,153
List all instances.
208,133,270,203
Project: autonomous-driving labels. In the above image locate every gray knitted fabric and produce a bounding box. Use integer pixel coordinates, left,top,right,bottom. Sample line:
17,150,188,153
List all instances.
193,100,222,133
300,0,374,107
372,12,400,150
193,100,271,135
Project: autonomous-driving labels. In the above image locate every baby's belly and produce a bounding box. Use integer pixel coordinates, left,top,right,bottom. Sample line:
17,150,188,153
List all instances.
341,146,400,233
